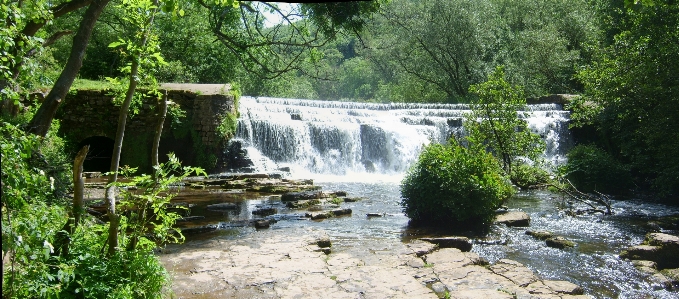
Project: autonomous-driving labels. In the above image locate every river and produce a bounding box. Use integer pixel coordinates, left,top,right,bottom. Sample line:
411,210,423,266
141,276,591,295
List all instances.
171,97,678,298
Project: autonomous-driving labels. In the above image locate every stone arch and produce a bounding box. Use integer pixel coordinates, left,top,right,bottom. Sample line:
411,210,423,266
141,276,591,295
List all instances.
78,136,114,173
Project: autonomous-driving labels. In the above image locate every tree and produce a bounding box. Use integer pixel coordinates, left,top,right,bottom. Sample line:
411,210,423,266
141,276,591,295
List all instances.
104,0,165,256
1,0,92,115
574,1,679,197
21,1,384,136
25,0,111,136
465,66,545,179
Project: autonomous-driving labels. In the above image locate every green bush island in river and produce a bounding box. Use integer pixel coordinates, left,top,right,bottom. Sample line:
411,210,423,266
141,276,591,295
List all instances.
400,141,514,226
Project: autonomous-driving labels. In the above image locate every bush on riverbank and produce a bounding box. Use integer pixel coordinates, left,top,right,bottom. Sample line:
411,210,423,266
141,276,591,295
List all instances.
560,144,632,194
1,117,172,298
400,141,514,226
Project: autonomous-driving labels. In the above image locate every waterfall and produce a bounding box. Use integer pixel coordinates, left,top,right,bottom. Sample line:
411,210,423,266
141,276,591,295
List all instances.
229,96,571,176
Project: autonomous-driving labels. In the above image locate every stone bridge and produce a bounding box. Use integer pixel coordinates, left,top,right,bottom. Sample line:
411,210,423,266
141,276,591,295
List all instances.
54,84,237,173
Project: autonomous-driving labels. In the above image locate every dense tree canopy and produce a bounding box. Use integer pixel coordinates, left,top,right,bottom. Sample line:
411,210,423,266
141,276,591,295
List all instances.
573,1,679,197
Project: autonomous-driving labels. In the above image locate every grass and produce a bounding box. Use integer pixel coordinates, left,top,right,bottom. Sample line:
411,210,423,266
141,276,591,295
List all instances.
70,78,116,90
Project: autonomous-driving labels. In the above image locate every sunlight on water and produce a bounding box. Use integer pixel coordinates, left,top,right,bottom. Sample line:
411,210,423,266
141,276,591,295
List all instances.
209,97,679,298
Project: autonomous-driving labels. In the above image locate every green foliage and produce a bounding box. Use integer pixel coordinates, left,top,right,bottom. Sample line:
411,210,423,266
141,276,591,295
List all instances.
510,162,551,190
465,66,545,177
574,1,679,196
560,144,632,194
1,121,54,209
218,112,238,139
400,141,514,226
112,154,207,251
1,119,178,298
3,204,172,298
2,202,71,298
0,0,54,101
1,114,71,208
120,131,152,172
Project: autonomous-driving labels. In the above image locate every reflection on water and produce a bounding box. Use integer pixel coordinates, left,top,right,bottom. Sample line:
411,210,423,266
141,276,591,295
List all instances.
173,176,679,298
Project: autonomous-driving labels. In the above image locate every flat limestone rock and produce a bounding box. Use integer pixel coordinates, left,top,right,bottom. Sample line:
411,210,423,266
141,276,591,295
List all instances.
543,280,585,295
406,240,437,257
495,211,530,227
621,233,679,269
425,248,482,268
661,268,679,284
645,233,679,246
546,236,576,249
620,245,661,260
526,230,554,240
448,289,515,299
490,259,539,287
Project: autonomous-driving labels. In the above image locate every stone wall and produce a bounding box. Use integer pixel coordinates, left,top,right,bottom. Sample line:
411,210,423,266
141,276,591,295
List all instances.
54,84,237,173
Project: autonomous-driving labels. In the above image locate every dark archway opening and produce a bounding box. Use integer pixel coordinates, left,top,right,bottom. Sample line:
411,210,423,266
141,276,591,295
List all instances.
78,136,114,173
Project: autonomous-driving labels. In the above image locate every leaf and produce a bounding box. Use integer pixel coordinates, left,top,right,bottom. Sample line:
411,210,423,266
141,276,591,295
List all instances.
108,39,126,48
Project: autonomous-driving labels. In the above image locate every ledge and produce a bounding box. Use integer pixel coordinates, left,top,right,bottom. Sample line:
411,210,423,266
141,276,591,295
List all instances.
159,83,231,96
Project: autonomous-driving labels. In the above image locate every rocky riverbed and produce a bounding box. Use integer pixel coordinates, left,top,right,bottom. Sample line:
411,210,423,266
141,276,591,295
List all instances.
82,173,679,298
159,227,588,299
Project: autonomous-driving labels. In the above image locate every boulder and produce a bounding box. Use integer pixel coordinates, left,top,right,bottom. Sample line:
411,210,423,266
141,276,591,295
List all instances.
495,211,530,227
286,199,321,209
316,236,332,248
546,237,576,249
420,237,473,252
254,220,271,229
206,202,237,210
632,260,658,274
650,273,673,290
366,213,384,217
281,190,322,202
308,212,332,220
252,207,277,216
331,208,352,216
661,268,679,286
343,197,363,202
620,233,679,269
331,191,347,197
646,233,679,248
526,230,554,240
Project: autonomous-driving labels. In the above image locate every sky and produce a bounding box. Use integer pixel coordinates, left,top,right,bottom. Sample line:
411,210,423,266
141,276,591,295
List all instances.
260,2,299,27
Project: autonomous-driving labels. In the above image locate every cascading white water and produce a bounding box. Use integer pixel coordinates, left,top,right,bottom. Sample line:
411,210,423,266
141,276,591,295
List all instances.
232,96,571,176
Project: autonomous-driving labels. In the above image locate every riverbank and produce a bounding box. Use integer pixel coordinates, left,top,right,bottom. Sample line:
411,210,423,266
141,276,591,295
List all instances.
81,175,678,298
159,226,587,299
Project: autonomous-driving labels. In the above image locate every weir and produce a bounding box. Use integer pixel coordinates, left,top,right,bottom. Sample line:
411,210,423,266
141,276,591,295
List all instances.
230,96,571,175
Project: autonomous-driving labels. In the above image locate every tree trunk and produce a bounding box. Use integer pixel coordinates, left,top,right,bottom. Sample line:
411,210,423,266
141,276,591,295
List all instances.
26,0,110,137
105,61,140,256
105,2,158,255
54,145,90,257
73,145,90,226
152,95,168,181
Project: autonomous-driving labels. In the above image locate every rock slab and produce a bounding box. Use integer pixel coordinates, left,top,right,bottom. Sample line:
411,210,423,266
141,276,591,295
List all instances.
495,211,530,227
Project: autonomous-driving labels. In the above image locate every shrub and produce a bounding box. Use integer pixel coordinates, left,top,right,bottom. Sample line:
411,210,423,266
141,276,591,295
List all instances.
510,162,551,189
400,141,514,226
560,144,632,194
2,119,177,298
